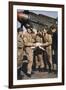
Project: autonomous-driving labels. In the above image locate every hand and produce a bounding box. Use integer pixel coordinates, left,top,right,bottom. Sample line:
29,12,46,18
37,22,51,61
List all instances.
35,43,42,47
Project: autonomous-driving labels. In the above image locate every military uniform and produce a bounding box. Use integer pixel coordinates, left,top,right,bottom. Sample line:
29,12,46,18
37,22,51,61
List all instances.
23,31,35,75
43,33,52,70
34,34,44,71
17,31,24,67
52,31,58,72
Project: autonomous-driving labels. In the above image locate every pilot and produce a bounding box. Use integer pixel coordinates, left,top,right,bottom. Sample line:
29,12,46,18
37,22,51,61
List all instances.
23,24,35,77
42,26,52,73
34,30,44,72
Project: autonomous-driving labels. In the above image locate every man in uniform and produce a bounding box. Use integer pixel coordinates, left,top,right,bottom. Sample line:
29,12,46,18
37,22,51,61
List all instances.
50,25,58,74
34,30,44,72
17,28,24,66
42,26,52,72
23,24,35,77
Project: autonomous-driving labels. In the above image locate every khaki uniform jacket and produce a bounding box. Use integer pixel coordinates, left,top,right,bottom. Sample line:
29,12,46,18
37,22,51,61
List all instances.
17,32,24,66
43,33,52,64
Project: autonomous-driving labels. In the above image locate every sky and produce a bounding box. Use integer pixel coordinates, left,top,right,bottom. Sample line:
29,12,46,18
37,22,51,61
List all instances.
30,10,58,18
